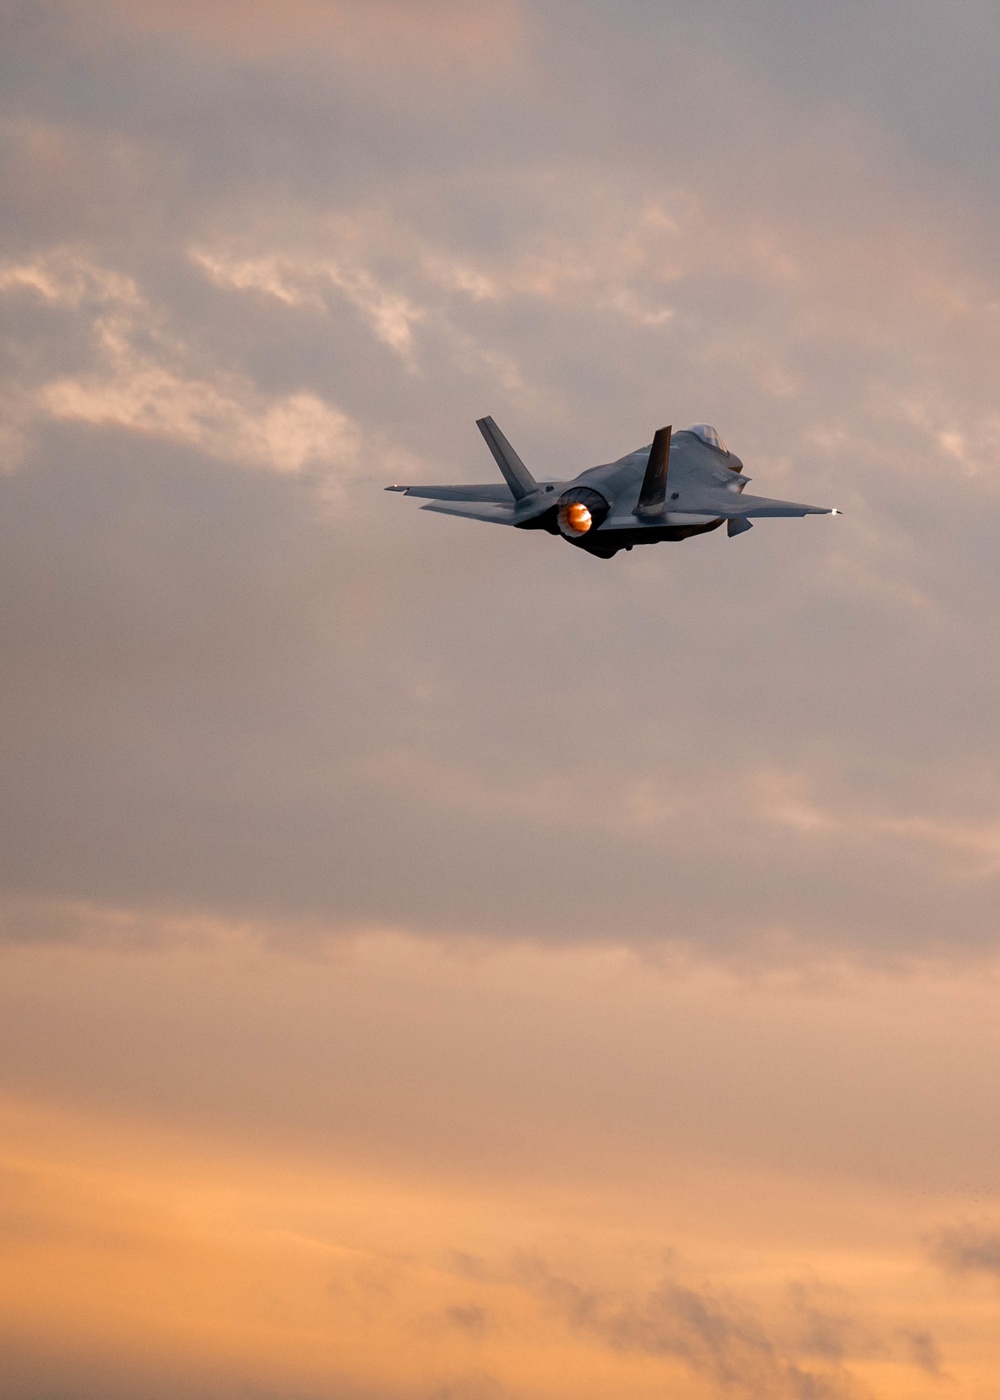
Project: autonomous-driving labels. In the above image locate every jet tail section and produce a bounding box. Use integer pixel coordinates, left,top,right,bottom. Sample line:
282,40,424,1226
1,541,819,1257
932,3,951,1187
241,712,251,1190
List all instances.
420,499,516,525
636,425,672,516
476,416,539,500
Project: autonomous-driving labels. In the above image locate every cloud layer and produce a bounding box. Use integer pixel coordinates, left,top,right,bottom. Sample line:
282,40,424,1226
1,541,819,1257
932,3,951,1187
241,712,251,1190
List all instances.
2,929,994,1398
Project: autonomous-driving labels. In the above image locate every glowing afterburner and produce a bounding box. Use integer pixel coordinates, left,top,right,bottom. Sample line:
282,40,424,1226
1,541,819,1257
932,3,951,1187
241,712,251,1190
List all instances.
556,487,610,540
560,502,592,535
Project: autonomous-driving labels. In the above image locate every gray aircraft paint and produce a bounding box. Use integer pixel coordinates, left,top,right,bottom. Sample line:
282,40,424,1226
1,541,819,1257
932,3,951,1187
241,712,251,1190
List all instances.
388,419,838,559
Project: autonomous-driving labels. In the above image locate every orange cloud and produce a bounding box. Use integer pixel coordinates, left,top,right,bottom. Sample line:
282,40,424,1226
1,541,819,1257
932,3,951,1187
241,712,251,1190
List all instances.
0,248,369,475
0,1092,959,1400
67,0,525,71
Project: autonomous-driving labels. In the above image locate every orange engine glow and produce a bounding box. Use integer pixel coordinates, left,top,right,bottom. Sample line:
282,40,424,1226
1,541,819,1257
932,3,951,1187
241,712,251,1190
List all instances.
561,502,592,535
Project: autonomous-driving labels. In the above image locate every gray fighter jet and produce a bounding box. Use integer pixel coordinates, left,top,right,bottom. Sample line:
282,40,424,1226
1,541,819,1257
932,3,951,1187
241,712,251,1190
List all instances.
387,418,838,559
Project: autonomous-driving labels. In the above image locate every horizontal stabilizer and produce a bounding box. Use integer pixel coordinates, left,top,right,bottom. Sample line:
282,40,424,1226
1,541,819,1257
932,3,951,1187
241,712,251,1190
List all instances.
386,482,515,502
420,499,517,526
476,416,539,500
636,425,672,516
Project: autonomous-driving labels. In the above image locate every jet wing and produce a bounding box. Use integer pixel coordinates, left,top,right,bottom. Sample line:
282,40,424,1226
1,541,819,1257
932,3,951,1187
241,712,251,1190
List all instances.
679,489,837,519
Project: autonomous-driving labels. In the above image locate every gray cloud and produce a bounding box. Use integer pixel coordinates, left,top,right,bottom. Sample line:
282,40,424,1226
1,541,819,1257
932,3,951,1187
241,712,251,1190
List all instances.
443,1305,489,1336
926,1223,1000,1280
513,1255,878,1399
899,1329,944,1377
785,1283,882,1366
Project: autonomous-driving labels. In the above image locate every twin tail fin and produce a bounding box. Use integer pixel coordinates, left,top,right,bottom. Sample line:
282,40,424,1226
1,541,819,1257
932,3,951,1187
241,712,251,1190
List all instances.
475,416,539,500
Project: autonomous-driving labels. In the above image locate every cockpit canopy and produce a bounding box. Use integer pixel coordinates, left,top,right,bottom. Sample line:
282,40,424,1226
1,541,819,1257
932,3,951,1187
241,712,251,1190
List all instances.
685,423,728,454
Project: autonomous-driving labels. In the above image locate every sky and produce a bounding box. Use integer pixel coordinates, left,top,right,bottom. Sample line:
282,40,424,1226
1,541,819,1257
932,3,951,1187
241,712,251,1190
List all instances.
3,1,1000,1396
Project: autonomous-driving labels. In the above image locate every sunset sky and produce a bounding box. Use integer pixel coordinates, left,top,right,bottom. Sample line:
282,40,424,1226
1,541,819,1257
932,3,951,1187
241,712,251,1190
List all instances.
4,3,1000,1396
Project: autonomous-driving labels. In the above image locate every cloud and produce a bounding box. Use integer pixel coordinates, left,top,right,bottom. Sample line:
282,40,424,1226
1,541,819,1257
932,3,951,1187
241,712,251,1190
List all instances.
785,1282,882,1366
0,248,364,474
191,244,425,360
443,1304,489,1336
510,1253,946,1399
65,0,526,72
926,1223,1000,1280
754,770,1000,882
899,1330,944,1378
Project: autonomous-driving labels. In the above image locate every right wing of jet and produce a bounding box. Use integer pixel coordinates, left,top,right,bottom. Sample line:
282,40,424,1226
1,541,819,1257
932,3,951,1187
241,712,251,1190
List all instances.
682,488,838,519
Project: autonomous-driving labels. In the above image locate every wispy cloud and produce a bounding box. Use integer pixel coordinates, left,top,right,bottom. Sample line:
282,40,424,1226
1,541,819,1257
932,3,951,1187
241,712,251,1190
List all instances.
191,244,426,359
515,1256,870,1399
0,248,364,474
754,769,1000,883
926,1223,1000,1280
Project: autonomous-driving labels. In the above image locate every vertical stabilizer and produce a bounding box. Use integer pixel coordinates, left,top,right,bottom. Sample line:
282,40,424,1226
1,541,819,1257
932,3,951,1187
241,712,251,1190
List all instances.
636,425,672,516
476,416,539,500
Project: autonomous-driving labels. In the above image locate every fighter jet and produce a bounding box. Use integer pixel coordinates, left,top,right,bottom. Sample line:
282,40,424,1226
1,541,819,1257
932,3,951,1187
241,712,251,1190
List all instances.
387,418,838,559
